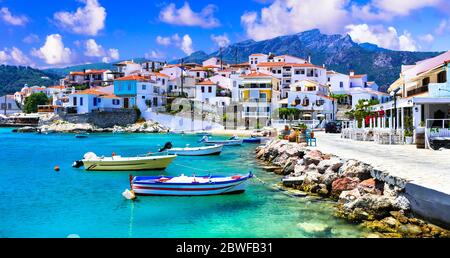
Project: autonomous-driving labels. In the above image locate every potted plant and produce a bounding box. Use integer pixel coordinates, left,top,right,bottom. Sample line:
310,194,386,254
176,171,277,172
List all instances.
405,130,414,144
415,121,426,134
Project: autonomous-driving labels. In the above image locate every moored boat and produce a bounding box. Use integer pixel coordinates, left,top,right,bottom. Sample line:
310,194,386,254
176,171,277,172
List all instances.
159,142,223,156
243,137,262,143
198,136,243,146
131,172,253,196
72,152,177,171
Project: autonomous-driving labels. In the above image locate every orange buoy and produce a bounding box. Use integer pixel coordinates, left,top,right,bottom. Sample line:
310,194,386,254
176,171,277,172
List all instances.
54,165,60,172
112,152,116,157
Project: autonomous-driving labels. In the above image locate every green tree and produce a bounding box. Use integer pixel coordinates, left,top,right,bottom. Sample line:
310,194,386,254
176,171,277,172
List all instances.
23,93,49,113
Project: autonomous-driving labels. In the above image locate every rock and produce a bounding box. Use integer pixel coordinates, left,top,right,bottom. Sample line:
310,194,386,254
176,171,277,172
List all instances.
381,217,400,228
303,150,323,166
256,148,265,159
303,170,322,186
297,222,332,234
383,183,402,198
293,164,307,175
339,188,361,205
16,126,37,133
363,220,397,233
281,157,298,175
392,194,411,211
357,178,383,195
317,184,329,197
331,177,360,198
346,194,395,219
339,160,373,181
317,157,343,173
322,168,339,187
398,224,423,237
390,211,409,224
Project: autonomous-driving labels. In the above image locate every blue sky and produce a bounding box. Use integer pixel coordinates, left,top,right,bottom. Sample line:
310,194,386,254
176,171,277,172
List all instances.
0,0,449,68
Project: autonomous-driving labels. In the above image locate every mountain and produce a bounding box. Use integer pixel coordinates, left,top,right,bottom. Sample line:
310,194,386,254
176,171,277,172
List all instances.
173,29,442,91
45,58,150,77
0,65,61,96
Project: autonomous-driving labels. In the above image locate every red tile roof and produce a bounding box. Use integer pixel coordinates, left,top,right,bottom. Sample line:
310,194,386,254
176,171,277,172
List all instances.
241,72,274,78
350,74,367,79
196,80,216,86
257,62,324,69
115,75,148,81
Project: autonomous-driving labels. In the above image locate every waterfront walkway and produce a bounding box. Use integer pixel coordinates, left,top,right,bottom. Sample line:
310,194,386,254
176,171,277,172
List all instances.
312,132,450,226
313,132,450,195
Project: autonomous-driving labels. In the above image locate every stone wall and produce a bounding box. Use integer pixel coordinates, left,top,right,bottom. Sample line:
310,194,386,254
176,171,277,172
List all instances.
59,109,138,128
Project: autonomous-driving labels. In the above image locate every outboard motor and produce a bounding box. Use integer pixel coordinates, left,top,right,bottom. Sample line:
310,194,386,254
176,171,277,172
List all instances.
229,135,238,140
72,160,84,168
198,136,209,143
159,142,173,152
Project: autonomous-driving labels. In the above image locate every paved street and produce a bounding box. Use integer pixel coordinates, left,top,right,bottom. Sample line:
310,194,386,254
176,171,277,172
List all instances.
312,132,450,195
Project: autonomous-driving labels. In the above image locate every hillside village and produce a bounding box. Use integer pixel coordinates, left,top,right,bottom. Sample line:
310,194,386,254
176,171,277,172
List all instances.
1,52,395,128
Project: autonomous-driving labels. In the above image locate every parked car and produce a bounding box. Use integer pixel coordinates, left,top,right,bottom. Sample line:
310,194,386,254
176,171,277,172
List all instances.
325,121,342,133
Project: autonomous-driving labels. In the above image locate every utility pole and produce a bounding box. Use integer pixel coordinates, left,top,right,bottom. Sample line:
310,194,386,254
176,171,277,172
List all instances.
180,58,184,97
219,47,223,70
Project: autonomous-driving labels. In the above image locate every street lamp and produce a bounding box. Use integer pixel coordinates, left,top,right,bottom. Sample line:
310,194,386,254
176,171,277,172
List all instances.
390,87,401,130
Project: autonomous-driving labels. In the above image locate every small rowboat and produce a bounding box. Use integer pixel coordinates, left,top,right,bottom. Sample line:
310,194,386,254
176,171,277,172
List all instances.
131,172,253,196
166,144,223,156
243,137,262,143
75,134,89,139
195,131,212,137
73,152,177,171
199,136,243,146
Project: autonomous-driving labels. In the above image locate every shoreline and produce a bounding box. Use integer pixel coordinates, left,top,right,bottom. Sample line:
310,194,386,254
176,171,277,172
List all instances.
255,139,450,238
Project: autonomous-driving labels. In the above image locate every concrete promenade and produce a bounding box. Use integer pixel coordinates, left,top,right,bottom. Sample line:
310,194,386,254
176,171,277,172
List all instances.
312,132,450,227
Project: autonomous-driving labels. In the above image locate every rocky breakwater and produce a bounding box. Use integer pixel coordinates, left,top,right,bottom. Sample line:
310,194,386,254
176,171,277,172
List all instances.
15,120,168,134
256,140,450,238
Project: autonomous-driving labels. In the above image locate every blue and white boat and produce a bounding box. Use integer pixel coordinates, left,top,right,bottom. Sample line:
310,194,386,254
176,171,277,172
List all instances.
198,136,243,146
131,172,253,196
243,136,262,143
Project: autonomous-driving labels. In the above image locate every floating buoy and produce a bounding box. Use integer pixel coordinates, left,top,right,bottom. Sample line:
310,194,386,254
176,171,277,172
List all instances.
122,189,136,200
112,152,116,157
54,165,60,172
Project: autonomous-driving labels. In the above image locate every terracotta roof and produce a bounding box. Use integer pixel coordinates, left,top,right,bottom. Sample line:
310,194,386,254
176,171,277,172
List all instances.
256,62,324,69
241,72,274,78
151,72,170,78
47,85,66,89
230,62,250,67
74,89,106,95
101,94,120,99
70,71,85,76
196,80,216,86
203,65,221,69
189,67,209,71
317,94,336,101
350,74,367,78
250,53,267,57
86,69,107,74
115,75,148,81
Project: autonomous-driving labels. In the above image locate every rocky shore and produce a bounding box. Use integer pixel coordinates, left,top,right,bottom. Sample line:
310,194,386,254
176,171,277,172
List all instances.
256,140,450,238
14,119,168,134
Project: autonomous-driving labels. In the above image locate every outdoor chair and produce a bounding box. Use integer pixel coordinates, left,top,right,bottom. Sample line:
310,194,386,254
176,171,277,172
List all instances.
305,131,317,147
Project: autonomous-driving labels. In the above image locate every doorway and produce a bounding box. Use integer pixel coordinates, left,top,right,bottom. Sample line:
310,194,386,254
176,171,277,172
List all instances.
124,98,129,109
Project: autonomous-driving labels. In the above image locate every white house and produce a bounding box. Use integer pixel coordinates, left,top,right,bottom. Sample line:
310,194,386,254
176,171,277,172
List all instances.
249,54,269,70
283,80,337,121
65,88,122,114
136,79,166,112
0,95,22,115
202,57,222,68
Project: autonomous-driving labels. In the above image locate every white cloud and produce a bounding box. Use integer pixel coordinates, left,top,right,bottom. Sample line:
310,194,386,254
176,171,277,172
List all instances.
346,24,418,51
435,19,450,35
53,0,106,36
0,7,28,26
241,0,350,41
159,2,220,28
0,50,10,64
32,34,73,65
181,35,194,55
10,47,31,65
156,33,194,55
211,34,230,48
84,39,105,57
145,50,166,59
352,0,442,21
108,48,120,60
419,34,435,43
23,34,39,44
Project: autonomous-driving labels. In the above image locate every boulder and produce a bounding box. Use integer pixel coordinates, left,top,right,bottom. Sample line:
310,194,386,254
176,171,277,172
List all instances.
398,224,423,237
303,150,323,166
293,164,307,175
317,157,343,174
339,188,361,205
346,194,395,219
383,183,402,198
317,184,329,197
281,157,298,175
392,194,411,211
357,178,383,195
297,222,332,234
331,177,360,198
321,168,340,187
339,160,373,181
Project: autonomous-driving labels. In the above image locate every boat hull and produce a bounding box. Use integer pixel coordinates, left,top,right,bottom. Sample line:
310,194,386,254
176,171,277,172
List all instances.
243,138,261,143
203,139,243,146
83,155,176,171
167,145,223,156
132,174,252,196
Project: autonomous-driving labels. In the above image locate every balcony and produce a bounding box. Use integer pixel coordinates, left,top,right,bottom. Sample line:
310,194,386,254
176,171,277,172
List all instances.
407,85,429,97
428,83,450,98
241,98,271,103
243,112,270,118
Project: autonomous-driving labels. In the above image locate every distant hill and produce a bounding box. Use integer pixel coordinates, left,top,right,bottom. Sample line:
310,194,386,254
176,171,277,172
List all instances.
173,29,442,91
0,65,61,96
44,58,150,77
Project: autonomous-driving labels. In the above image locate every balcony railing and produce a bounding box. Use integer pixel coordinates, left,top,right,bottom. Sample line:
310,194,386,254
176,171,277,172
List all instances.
407,85,428,96
243,112,270,117
241,98,271,103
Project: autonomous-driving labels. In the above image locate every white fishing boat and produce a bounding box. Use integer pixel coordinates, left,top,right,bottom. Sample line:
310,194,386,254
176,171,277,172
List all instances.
159,142,223,156
72,152,177,171
131,172,253,196
198,136,243,146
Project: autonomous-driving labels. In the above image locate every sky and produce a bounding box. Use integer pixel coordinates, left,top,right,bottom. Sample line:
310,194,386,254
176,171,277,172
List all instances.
0,0,449,68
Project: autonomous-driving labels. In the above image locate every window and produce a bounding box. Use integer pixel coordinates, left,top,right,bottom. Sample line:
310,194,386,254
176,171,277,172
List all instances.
328,77,331,82
80,97,84,106
113,99,120,105
98,98,101,103
73,97,77,106
93,97,98,107
162,79,165,84
350,82,353,87
201,86,205,93
208,87,212,93
8,103,11,109
142,96,145,99
197,72,200,77
128,83,132,91
422,77,430,87
142,85,146,90
437,71,447,83
340,82,344,88
364,82,368,88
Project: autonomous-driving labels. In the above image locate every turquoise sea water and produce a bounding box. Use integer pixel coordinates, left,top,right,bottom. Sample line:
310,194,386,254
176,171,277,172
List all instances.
0,128,367,238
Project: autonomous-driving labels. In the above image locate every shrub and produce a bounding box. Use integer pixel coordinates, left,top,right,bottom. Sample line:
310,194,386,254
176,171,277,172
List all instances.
23,93,49,113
